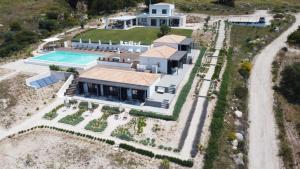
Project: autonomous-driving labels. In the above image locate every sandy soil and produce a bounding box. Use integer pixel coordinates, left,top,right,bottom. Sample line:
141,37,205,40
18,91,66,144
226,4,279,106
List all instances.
0,73,64,129
0,130,193,169
0,68,13,77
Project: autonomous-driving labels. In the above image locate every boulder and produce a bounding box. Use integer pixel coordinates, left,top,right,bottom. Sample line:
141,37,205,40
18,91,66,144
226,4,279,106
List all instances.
232,139,238,150
234,110,243,118
233,153,244,166
235,132,244,141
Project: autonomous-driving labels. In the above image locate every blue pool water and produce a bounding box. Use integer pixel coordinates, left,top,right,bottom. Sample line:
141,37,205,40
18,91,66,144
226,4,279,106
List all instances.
32,51,102,65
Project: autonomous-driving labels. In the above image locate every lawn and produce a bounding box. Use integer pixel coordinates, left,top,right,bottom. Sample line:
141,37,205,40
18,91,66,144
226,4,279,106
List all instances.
73,27,193,45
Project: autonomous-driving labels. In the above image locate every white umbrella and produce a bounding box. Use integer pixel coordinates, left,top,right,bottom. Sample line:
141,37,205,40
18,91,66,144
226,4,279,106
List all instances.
117,48,120,54
79,38,82,43
109,40,112,45
89,38,91,44
98,40,101,45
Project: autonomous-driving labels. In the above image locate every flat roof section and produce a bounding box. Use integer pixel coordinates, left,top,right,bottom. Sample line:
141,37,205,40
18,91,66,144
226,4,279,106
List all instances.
140,45,177,59
79,67,160,87
170,51,187,61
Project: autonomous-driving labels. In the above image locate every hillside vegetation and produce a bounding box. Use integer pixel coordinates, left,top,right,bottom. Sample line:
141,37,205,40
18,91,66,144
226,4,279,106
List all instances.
168,0,300,14
0,0,71,31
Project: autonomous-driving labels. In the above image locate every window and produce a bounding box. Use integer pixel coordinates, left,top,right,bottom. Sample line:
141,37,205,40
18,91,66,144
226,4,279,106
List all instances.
152,9,157,14
162,9,167,14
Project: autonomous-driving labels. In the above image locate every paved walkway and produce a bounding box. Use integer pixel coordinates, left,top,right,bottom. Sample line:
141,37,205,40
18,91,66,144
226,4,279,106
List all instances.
181,21,225,157
248,13,300,169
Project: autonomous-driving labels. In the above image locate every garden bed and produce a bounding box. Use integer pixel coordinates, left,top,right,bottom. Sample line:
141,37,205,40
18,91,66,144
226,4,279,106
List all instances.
43,104,64,120
58,109,85,126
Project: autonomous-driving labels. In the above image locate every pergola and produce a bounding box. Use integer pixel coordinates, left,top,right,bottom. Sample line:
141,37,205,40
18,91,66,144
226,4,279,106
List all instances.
42,37,62,50
107,16,137,29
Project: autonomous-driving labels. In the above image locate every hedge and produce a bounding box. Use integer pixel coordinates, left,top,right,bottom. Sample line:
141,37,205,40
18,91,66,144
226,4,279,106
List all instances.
203,48,232,169
172,47,206,120
102,105,122,114
129,109,174,121
119,143,155,158
13,125,115,146
155,154,194,167
79,101,99,110
129,47,207,121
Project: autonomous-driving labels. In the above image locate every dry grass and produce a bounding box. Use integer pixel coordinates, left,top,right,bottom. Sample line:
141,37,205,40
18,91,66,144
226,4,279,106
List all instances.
0,73,63,129
0,0,70,30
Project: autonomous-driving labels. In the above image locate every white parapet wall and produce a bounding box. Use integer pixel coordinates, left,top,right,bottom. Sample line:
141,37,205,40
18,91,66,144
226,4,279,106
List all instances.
57,74,74,97
97,61,132,68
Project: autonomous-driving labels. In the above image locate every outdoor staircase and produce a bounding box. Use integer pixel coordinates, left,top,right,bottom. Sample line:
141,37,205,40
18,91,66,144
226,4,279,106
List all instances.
168,85,176,94
64,78,78,97
161,99,169,109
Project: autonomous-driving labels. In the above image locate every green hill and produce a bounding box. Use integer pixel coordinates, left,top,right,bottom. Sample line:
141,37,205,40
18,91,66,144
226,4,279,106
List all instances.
0,0,71,31
168,0,300,14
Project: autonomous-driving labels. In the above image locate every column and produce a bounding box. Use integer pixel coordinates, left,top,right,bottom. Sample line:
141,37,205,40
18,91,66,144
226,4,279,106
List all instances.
100,84,104,96
123,21,127,29
96,85,99,96
127,88,132,101
130,19,133,27
83,82,88,95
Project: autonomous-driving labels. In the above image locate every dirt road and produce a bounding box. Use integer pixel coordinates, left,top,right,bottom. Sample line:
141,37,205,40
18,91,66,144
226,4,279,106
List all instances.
248,13,300,169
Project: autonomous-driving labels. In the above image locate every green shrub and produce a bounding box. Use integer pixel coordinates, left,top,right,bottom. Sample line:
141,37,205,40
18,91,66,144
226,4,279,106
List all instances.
58,109,85,125
119,143,155,158
173,47,206,120
203,48,233,169
233,85,248,100
85,119,107,132
129,109,173,120
43,104,64,120
279,62,300,104
49,65,61,71
155,154,194,167
102,105,122,114
79,102,99,110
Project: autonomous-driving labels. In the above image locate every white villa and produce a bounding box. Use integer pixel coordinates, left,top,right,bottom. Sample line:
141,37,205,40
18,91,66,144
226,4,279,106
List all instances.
106,3,186,29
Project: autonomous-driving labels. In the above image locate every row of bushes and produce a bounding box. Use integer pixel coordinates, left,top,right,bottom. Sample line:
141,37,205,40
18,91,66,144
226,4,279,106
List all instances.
129,109,174,121
119,143,193,167
102,105,123,114
43,104,64,120
203,48,232,169
79,101,99,110
14,125,115,145
129,47,207,121
172,47,207,120
49,65,79,75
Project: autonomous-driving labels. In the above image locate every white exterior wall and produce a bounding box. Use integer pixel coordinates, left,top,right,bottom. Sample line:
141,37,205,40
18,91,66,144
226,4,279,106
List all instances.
149,4,174,17
140,57,168,74
147,77,160,97
153,42,178,49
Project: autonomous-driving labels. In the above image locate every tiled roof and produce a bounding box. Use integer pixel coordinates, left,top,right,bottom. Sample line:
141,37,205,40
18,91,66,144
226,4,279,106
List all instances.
79,67,160,87
140,45,177,59
154,34,186,44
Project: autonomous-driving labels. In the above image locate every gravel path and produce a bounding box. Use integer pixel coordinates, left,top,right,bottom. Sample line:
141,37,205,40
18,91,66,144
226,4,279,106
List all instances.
248,13,300,169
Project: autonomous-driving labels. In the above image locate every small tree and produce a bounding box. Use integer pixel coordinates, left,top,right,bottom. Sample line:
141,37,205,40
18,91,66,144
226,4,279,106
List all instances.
9,21,22,31
160,158,170,169
159,24,171,37
80,20,85,29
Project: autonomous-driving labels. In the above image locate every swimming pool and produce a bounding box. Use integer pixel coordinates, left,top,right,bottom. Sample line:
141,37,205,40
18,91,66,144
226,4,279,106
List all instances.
31,50,102,66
